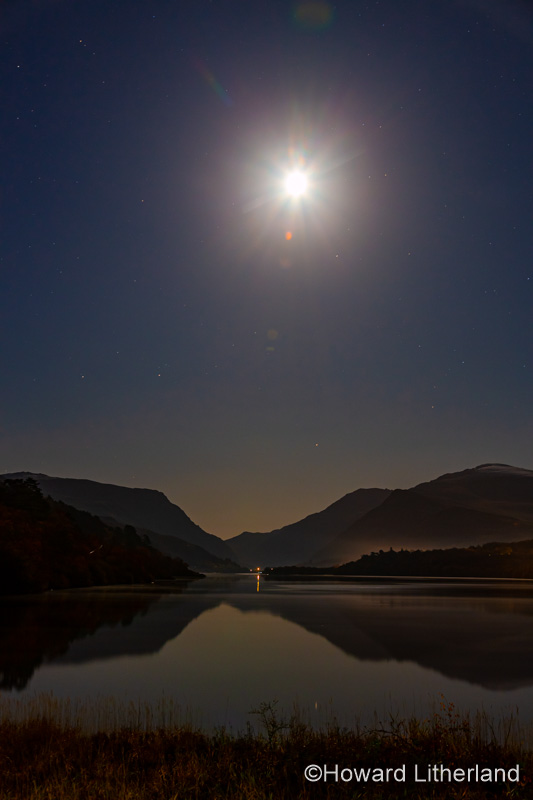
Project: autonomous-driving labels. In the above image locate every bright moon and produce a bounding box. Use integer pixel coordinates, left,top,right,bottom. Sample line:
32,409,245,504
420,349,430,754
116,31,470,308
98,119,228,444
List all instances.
284,170,308,197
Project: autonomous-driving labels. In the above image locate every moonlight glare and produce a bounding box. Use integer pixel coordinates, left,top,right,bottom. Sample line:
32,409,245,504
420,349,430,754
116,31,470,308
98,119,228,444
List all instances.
284,170,309,197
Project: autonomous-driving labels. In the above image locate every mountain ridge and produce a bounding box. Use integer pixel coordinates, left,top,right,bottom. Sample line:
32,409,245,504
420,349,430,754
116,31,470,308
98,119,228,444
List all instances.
313,464,533,565
227,487,391,566
0,477,200,595
4,463,532,569
2,472,237,564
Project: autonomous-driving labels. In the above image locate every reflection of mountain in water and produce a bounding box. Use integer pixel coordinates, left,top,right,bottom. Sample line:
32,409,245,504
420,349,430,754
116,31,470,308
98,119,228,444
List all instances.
0,585,197,691
242,589,533,691
4,582,533,692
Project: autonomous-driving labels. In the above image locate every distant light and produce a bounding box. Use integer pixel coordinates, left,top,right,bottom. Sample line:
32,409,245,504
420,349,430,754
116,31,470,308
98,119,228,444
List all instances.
284,170,308,197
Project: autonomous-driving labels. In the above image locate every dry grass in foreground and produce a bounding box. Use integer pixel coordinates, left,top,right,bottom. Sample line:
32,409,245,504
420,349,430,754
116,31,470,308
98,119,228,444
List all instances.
0,698,531,799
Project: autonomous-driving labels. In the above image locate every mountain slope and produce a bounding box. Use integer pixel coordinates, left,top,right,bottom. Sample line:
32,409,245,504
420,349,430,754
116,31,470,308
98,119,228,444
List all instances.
132,528,242,572
412,464,533,522
0,477,200,594
2,473,237,562
313,465,533,565
227,488,391,567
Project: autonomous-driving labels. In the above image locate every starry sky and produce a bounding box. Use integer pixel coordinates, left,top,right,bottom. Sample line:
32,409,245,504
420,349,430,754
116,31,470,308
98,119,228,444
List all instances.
2,0,532,538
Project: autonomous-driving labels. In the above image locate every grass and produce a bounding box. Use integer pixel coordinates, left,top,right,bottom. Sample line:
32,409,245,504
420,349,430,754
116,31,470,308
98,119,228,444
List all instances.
0,695,531,798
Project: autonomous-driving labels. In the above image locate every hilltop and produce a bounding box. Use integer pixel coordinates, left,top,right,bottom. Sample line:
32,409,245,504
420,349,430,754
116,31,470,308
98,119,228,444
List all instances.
312,464,533,565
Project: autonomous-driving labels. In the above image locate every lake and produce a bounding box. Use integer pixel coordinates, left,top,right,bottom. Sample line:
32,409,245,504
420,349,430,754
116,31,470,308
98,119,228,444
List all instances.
3,574,533,733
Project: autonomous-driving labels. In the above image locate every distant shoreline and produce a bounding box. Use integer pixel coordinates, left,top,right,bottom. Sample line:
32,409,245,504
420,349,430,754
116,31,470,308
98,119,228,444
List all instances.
263,573,533,582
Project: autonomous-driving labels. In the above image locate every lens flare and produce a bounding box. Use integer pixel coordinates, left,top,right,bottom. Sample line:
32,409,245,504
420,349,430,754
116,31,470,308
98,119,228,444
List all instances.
294,2,334,31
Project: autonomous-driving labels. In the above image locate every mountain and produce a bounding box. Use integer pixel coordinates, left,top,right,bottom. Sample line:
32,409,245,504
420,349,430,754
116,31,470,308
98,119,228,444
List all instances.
227,488,391,567
5,464,531,570
313,464,533,565
0,477,200,595
131,528,242,572
411,463,533,521
1,473,238,565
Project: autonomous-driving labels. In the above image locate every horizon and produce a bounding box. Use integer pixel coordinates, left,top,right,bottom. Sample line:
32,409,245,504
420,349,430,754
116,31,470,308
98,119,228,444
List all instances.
3,0,532,539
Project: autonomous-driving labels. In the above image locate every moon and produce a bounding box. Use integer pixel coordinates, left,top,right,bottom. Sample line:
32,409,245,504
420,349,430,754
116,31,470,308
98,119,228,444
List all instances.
284,170,308,197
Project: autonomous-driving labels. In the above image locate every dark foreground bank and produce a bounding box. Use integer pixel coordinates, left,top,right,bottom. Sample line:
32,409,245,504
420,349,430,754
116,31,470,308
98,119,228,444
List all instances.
1,705,531,799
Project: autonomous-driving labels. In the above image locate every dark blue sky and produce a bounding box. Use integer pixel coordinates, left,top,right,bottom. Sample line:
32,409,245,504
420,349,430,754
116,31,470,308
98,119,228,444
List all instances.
2,0,532,537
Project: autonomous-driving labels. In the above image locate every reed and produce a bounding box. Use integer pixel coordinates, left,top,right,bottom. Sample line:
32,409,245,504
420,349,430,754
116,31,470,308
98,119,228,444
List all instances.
0,695,531,798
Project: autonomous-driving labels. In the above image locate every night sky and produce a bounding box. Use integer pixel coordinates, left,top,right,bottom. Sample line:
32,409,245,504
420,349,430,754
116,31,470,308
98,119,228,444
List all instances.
2,0,532,538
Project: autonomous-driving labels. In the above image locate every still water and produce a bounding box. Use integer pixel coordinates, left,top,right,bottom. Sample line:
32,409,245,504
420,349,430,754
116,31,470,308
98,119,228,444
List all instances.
3,574,533,731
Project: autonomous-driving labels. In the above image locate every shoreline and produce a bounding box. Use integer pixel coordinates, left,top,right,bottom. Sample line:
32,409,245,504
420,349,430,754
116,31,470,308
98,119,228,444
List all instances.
263,573,533,583
1,698,531,799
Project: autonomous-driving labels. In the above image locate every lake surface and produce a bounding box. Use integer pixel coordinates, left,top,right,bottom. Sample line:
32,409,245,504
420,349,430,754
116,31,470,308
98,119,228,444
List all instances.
3,574,533,733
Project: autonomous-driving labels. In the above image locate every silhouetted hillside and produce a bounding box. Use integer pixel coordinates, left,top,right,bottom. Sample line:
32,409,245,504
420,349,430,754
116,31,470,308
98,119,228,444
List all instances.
2,472,237,563
227,488,391,566
0,478,201,594
412,464,533,522
313,465,533,565
133,528,243,572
